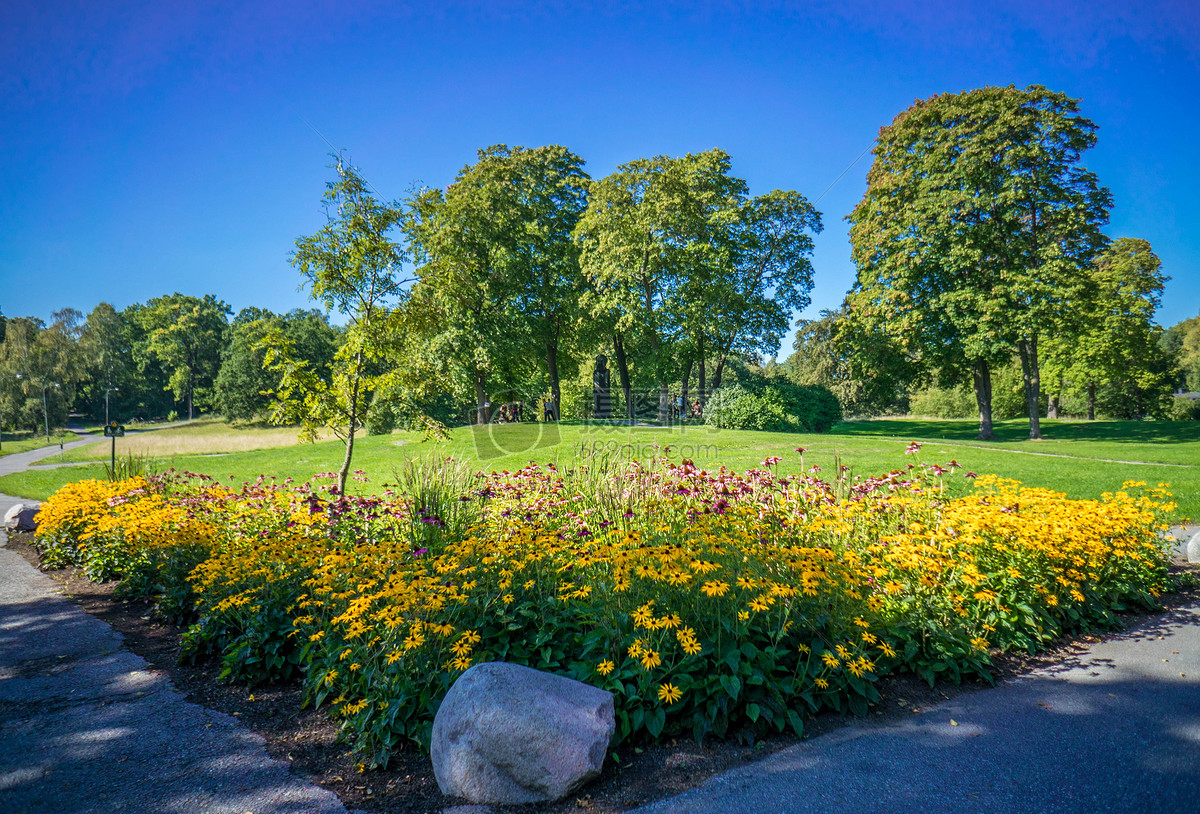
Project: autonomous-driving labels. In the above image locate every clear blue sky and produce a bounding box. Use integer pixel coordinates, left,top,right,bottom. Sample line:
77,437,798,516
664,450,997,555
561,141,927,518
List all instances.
2,0,1197,352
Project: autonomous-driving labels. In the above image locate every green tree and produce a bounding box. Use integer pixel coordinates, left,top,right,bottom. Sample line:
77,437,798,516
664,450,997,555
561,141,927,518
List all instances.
134,293,231,419
78,302,134,421
576,149,746,421
0,313,80,434
268,157,407,495
1162,313,1200,393
405,145,589,421
404,149,537,423
703,189,822,395
216,308,339,422
1044,238,1175,419
786,308,914,416
847,85,1112,440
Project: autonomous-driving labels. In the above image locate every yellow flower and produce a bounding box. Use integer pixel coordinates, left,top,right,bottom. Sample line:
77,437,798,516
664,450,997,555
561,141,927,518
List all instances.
701,580,730,597
821,653,840,669
814,678,829,689
657,682,682,704
597,660,615,676
639,649,662,670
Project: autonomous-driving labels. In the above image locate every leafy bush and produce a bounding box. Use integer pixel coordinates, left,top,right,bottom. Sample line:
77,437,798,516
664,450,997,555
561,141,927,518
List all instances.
1168,396,1200,421
705,382,840,433
32,453,1177,770
907,386,977,419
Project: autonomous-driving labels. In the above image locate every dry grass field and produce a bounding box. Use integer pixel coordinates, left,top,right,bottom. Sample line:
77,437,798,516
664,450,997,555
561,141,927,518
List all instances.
62,418,328,460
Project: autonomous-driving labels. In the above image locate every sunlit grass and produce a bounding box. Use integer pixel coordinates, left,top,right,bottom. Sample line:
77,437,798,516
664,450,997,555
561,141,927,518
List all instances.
4,418,1197,518
61,416,331,460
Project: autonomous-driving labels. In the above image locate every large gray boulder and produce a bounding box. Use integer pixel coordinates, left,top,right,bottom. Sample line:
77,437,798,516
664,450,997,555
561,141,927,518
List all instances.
3,503,38,532
431,662,615,804
1188,530,1200,564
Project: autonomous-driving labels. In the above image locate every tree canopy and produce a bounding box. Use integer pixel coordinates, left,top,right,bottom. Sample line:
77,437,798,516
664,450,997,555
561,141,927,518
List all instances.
846,84,1112,439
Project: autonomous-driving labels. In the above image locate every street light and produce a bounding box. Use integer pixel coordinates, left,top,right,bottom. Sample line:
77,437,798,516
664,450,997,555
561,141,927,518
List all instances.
105,386,120,426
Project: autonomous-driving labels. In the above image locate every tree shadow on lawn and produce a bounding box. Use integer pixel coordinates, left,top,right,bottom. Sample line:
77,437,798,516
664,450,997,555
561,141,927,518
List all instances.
836,418,1200,445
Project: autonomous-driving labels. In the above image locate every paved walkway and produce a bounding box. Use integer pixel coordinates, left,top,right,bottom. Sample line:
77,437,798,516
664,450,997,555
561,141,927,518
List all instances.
0,441,346,813
639,582,1200,814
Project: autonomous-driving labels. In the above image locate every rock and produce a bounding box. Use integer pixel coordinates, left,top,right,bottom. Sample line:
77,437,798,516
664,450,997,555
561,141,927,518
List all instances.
1188,530,1200,564
431,662,615,804
3,503,38,532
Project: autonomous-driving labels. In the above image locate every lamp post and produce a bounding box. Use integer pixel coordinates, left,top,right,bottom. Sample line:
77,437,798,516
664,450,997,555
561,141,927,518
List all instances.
105,386,120,427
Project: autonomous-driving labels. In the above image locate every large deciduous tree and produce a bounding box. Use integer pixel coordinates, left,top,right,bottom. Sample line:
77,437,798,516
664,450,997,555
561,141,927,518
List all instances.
134,293,231,420
704,189,822,394
1043,238,1175,419
1162,312,1200,393
405,145,589,422
847,85,1111,440
217,308,339,421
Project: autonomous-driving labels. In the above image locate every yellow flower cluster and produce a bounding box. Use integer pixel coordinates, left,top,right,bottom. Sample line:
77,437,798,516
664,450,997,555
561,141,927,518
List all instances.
30,460,1178,766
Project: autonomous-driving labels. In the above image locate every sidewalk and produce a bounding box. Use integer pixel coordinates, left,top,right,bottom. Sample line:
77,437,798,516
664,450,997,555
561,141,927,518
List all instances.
0,441,347,813
636,598,1200,814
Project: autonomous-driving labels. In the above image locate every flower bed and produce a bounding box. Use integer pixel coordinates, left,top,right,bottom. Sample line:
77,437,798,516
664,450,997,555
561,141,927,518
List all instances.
32,451,1178,769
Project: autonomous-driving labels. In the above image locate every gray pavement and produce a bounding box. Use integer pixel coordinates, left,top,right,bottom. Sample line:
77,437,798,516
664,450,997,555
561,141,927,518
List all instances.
638,595,1200,814
0,441,347,813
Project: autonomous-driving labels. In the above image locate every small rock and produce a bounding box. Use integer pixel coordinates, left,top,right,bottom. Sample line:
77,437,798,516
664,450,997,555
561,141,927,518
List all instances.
3,503,39,532
431,662,615,804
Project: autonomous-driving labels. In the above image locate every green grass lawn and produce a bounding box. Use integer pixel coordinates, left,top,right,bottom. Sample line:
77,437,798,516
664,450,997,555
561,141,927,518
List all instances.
0,430,80,459
2,418,1197,519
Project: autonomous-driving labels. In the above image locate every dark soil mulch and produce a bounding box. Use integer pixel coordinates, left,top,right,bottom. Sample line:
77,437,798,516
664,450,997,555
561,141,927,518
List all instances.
7,531,1198,814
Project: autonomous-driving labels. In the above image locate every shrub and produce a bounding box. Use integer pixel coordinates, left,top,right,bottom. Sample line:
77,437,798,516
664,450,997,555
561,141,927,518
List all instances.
705,382,840,433
1169,396,1200,421
907,386,977,419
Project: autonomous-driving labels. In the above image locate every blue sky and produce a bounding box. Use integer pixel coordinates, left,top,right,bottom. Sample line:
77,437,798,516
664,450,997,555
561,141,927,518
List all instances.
2,0,1197,353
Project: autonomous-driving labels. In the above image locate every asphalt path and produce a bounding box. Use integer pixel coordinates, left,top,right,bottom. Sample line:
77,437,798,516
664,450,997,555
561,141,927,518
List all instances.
638,576,1200,814
0,440,347,813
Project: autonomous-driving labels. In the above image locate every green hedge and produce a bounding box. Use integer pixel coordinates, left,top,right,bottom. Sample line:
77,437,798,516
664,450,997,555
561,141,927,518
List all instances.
705,382,841,433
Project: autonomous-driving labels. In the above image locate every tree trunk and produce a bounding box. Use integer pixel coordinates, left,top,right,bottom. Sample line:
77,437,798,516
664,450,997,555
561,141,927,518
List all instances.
546,340,561,422
1087,381,1096,420
338,349,365,495
679,357,693,424
972,359,995,441
711,355,727,393
613,333,634,422
474,367,489,425
1017,336,1042,440
1047,371,1062,419
698,335,707,406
